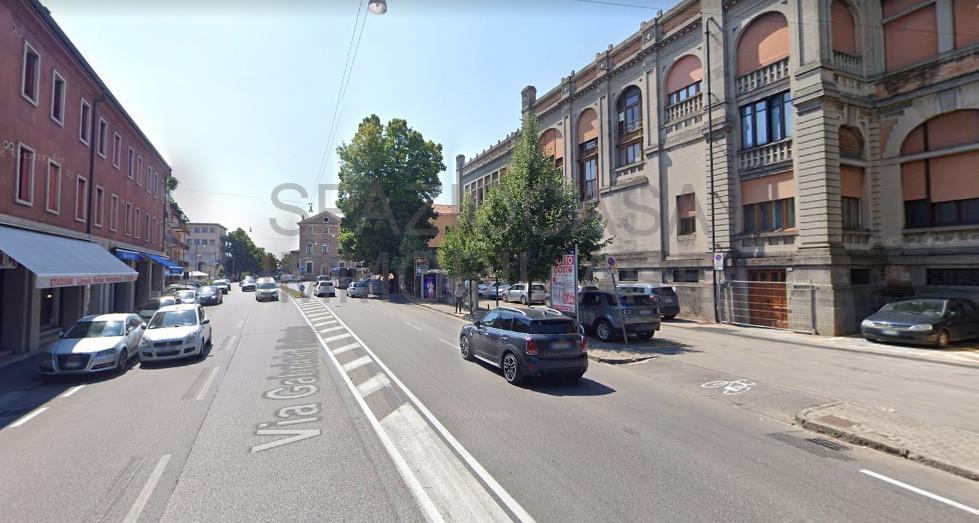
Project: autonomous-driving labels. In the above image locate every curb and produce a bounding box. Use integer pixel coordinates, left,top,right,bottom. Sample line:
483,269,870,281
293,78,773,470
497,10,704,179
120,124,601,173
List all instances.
588,354,658,365
795,404,979,482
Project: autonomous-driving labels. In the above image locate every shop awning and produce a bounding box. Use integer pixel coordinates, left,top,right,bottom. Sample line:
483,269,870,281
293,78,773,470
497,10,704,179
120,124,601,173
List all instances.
0,225,138,289
113,248,142,262
140,252,184,276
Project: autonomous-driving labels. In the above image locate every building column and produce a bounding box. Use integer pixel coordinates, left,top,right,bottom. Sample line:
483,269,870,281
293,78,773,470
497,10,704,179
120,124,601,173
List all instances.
0,266,37,353
135,260,151,305
703,2,736,254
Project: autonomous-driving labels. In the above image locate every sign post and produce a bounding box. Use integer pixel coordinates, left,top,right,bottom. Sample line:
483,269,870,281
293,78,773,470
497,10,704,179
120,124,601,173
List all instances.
549,250,578,316
607,256,630,345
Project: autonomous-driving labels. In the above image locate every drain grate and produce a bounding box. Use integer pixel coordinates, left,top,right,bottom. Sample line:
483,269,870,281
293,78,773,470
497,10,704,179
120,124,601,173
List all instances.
806,437,850,452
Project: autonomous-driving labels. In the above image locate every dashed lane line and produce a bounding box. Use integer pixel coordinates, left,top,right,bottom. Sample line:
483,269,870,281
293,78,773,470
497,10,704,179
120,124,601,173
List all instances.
404,321,423,331
194,368,220,401
122,454,171,523
9,406,47,428
60,385,84,398
438,338,458,350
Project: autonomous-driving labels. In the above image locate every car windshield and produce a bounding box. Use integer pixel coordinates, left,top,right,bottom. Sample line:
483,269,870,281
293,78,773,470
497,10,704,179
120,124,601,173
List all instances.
257,282,277,290
177,290,196,299
138,301,162,311
531,285,546,291
620,295,656,306
63,320,125,338
199,286,217,295
652,287,677,298
882,300,946,317
530,320,578,335
148,310,198,329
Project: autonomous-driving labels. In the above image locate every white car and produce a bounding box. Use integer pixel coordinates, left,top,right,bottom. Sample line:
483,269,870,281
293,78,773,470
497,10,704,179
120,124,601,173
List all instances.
503,283,549,305
255,277,279,301
139,304,212,362
40,313,144,375
174,289,198,304
314,280,336,297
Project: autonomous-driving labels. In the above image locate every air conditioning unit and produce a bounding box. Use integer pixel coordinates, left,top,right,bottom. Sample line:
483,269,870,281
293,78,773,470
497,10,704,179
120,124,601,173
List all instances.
0,252,18,270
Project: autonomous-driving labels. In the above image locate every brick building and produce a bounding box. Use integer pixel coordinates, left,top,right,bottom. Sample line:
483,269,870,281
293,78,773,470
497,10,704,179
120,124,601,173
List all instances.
0,0,178,354
458,0,979,335
297,210,341,278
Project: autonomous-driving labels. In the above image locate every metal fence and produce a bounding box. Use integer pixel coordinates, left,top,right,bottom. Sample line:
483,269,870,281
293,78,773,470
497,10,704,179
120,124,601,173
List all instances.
717,280,816,334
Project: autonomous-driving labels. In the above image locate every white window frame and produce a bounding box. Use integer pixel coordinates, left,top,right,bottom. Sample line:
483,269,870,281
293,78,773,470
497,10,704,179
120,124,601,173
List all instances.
144,214,150,243
110,194,119,231
136,155,143,186
127,147,135,179
15,142,36,206
112,132,122,168
135,208,142,239
45,158,62,214
125,203,133,236
74,175,88,223
93,185,105,228
50,69,66,125
79,99,92,145
21,41,40,106
146,167,153,194
96,117,108,158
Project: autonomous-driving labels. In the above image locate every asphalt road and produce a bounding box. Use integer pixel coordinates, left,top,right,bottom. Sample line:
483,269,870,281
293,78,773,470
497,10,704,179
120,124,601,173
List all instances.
0,287,976,522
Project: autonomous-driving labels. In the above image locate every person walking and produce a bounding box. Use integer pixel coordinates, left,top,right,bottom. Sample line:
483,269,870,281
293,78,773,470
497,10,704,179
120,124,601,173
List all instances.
454,281,465,313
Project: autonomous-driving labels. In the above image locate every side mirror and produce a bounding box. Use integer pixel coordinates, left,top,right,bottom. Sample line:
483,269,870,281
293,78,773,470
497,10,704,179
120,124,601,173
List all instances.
140,323,147,330
202,318,211,325
58,329,66,338
473,320,482,328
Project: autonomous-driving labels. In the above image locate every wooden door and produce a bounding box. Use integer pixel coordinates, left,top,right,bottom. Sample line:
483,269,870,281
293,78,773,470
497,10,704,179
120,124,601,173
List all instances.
748,270,788,328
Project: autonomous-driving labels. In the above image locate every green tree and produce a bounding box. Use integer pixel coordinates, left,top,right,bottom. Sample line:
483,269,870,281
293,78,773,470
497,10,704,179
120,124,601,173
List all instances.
437,196,486,279
476,114,609,284
261,252,279,274
336,115,445,287
166,176,179,192
223,228,263,277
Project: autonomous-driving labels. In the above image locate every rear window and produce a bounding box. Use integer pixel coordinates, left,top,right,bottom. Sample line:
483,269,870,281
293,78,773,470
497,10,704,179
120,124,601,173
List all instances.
652,287,677,298
620,295,656,306
530,320,578,334
531,284,546,291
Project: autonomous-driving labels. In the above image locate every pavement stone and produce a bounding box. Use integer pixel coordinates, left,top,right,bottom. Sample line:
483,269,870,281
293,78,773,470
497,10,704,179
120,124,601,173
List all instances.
796,401,979,481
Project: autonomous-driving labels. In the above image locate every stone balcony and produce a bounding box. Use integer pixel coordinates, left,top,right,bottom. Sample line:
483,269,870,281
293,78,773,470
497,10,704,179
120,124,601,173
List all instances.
736,58,789,96
738,139,793,172
665,95,703,123
833,50,863,77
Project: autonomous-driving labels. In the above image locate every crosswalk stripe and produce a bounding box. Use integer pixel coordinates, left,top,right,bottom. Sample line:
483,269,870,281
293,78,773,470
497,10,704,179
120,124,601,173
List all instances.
357,373,391,398
342,355,373,372
319,326,345,334
323,332,353,343
331,343,360,355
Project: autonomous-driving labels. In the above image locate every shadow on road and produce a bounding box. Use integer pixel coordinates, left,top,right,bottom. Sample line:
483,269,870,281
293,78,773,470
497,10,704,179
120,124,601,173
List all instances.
531,377,616,397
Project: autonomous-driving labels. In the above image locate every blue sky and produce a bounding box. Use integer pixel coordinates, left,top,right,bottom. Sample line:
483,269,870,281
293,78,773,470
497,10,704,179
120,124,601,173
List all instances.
46,0,674,255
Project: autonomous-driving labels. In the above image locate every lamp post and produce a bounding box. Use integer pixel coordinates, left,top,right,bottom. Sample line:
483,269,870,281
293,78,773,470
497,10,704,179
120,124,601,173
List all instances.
367,0,387,15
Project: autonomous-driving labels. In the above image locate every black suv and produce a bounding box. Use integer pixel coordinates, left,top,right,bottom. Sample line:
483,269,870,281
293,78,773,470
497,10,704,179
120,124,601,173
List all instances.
459,306,587,385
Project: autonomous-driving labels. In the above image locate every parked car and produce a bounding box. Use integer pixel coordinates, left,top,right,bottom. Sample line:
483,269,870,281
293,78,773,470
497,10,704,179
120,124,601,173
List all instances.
346,280,369,298
316,275,332,283
617,283,678,319
136,296,179,322
241,277,257,292
314,280,336,297
368,279,387,296
459,306,588,385
139,304,211,362
502,283,548,305
197,285,224,306
212,279,231,294
578,290,660,342
174,289,198,304
40,314,144,376
255,278,279,302
487,283,511,299
163,284,194,295
477,281,491,297
861,298,979,348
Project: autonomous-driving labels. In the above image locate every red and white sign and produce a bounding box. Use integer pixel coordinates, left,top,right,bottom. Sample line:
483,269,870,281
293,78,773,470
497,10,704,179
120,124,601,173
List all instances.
36,273,138,289
550,253,578,313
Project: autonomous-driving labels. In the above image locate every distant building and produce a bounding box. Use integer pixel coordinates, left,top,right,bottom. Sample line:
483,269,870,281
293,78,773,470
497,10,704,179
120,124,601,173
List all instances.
184,223,226,277
429,204,458,249
297,210,340,277
164,199,190,276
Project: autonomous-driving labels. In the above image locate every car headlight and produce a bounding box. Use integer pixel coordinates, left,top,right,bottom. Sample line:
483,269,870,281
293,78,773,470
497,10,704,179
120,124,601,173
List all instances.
184,333,197,344
95,348,118,358
860,319,873,328
139,338,151,348
908,324,933,332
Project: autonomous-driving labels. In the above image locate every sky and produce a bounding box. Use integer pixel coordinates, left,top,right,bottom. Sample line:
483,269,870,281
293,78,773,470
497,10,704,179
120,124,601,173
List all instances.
45,0,677,256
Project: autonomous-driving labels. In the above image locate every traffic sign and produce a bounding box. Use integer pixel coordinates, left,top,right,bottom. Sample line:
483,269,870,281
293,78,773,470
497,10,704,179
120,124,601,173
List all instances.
713,253,725,271
607,256,616,268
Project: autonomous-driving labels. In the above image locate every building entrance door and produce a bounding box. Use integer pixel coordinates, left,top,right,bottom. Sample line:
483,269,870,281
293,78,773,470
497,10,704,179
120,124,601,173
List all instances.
747,269,788,329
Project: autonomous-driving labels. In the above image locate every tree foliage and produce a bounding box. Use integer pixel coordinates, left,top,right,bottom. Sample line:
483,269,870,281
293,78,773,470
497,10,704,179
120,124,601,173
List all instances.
437,196,486,278
336,115,445,282
223,228,270,277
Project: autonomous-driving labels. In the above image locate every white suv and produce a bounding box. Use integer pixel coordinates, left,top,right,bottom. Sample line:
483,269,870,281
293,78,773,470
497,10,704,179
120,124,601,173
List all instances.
315,280,336,297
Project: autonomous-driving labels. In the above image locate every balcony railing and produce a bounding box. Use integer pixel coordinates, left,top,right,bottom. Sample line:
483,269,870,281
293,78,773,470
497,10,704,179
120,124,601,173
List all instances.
738,139,793,171
736,58,789,96
832,50,863,76
665,95,703,123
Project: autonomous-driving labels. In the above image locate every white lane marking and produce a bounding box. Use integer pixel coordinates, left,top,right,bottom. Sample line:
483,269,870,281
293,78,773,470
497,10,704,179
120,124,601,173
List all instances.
438,338,458,350
331,343,360,355
194,367,220,401
314,320,339,327
122,454,172,523
290,300,444,523
323,333,353,343
404,321,423,331
9,406,48,428
859,469,979,516
60,385,85,398
380,310,394,317
323,304,536,523
235,320,244,329
319,326,345,334
342,355,373,373
357,373,391,398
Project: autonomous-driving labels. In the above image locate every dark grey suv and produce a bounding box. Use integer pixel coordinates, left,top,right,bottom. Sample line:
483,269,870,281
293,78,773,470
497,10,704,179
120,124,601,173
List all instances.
459,307,588,385
578,291,660,342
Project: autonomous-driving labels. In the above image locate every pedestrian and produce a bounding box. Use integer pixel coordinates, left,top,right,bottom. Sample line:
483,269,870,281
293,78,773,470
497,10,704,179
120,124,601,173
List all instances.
454,282,464,313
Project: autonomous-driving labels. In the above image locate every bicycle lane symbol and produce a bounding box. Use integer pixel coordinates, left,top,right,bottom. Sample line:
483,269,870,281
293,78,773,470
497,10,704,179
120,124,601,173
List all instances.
701,379,756,395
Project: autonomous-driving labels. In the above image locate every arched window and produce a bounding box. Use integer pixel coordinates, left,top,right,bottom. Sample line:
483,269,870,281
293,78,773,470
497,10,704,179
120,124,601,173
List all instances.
736,12,789,76
538,128,564,169
616,86,643,167
665,55,703,107
900,110,979,228
577,108,599,201
839,126,865,230
831,0,857,56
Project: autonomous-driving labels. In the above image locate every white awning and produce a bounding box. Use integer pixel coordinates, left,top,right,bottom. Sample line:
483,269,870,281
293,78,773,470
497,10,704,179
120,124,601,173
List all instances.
188,271,209,278
0,225,138,289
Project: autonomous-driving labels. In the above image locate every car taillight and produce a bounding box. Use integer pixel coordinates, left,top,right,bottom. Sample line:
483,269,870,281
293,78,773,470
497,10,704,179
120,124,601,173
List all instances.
526,337,538,356
581,336,588,352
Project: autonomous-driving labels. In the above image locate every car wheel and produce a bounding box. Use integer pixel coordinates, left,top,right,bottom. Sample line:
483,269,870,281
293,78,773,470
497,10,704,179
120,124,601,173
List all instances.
935,329,950,348
863,336,877,343
197,339,207,361
595,319,614,342
564,370,585,382
520,295,528,305
460,335,474,361
664,314,677,320
116,350,128,375
502,352,524,385
636,331,654,340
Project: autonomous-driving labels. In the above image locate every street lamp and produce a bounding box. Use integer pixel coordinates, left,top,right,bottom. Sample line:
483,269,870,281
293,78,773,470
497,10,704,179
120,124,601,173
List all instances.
367,0,387,15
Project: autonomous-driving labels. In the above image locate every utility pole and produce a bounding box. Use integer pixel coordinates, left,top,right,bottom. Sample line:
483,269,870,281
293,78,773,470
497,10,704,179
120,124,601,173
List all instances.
706,19,720,324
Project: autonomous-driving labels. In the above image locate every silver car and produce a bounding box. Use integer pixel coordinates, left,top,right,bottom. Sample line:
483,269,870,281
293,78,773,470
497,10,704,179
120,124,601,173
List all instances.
175,289,198,304
255,277,279,301
40,313,144,375
503,283,548,305
346,281,369,298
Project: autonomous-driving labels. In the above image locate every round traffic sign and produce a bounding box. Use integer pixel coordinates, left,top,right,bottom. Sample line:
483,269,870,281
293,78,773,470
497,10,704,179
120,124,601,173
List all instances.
607,256,616,267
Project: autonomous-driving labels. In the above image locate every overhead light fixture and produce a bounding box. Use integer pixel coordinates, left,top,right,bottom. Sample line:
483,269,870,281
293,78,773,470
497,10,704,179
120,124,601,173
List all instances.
367,0,387,15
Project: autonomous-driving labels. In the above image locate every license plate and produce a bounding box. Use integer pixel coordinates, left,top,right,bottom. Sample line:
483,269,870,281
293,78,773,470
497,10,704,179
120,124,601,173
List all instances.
882,329,899,336
62,361,82,369
639,310,652,315
551,342,572,350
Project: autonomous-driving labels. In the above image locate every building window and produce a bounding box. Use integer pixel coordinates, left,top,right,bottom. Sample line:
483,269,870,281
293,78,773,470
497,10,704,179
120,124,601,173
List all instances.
744,198,796,233
740,91,792,150
136,156,143,185
75,176,88,223
112,133,122,168
125,203,133,235
883,0,938,71
147,168,153,194
128,147,135,179
617,142,641,167
15,143,35,206
321,243,330,255
579,139,598,201
144,214,151,242
673,268,699,283
45,159,61,214
21,41,40,105
850,268,871,286
618,269,639,282
97,118,108,158
667,81,701,107
927,268,979,286
110,194,119,231
209,239,215,246
616,86,642,168
305,242,313,255
94,186,105,227
79,99,92,145
736,11,789,76
677,193,696,235
135,208,141,239
841,196,862,230
50,70,66,124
